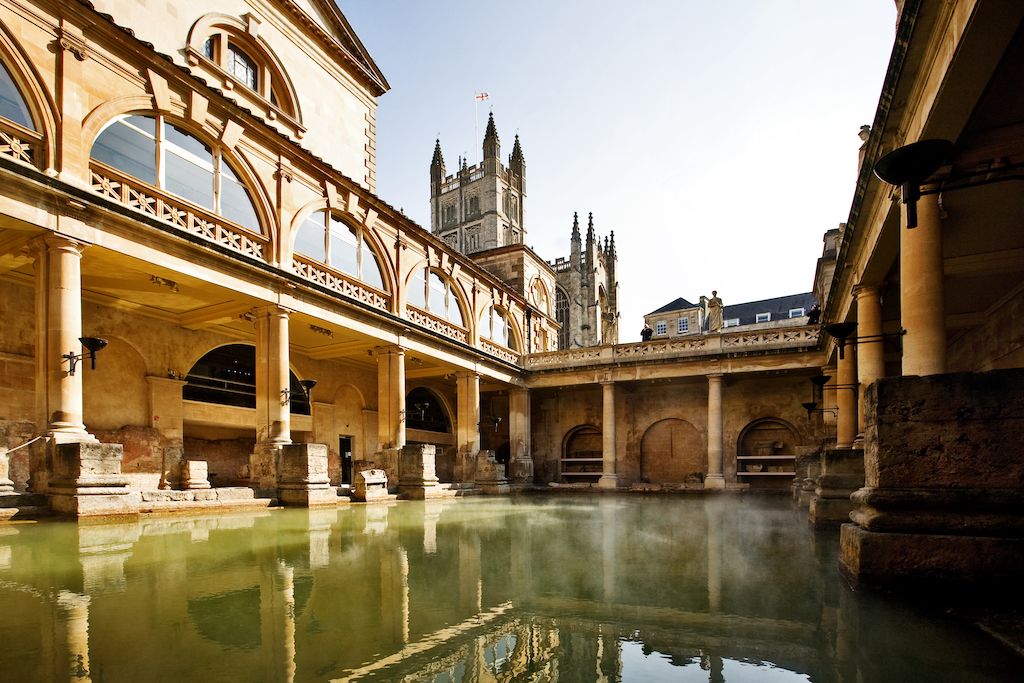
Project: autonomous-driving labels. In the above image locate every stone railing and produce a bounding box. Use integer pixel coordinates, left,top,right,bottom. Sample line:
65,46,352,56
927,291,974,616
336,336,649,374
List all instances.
292,254,391,313
406,305,468,344
526,326,820,369
480,338,521,365
0,120,40,166
551,259,572,273
91,163,269,262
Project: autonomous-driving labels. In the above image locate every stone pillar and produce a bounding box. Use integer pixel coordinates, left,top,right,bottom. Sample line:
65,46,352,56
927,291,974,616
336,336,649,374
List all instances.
508,387,533,483
836,345,857,449
250,306,291,495
31,234,93,441
900,191,946,376
277,443,335,506
598,381,618,488
375,346,406,450
455,371,480,483
146,376,187,489
398,444,442,499
255,305,291,446
705,374,725,489
854,285,885,433
48,442,137,517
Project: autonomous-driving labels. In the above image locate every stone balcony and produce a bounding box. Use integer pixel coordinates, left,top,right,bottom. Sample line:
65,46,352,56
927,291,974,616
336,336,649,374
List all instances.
525,325,820,371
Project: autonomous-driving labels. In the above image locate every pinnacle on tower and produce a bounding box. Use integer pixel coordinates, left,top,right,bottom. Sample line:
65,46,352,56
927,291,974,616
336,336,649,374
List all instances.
483,112,500,160
430,139,445,182
572,212,580,240
509,134,525,173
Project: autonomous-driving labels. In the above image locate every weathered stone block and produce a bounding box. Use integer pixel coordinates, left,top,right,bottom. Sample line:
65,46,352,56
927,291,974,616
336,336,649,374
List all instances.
278,444,335,507
808,448,863,528
475,450,509,495
180,460,211,489
353,468,389,502
0,449,13,493
398,444,443,500
249,445,282,497
865,369,1024,489
215,487,256,501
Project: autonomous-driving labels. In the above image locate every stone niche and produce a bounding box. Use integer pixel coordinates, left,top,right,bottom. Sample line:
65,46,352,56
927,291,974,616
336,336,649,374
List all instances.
841,369,1024,585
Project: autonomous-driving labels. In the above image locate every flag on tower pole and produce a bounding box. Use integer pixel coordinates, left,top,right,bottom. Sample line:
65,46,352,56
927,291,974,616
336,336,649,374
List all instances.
474,93,490,166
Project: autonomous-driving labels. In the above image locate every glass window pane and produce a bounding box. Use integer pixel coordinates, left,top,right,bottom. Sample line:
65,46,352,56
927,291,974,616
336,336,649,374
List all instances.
427,272,446,314
220,173,260,232
91,119,157,186
164,123,213,167
359,238,385,291
166,151,214,209
407,268,426,309
228,45,257,90
446,294,464,326
294,216,326,262
123,115,157,137
0,62,33,129
329,228,358,275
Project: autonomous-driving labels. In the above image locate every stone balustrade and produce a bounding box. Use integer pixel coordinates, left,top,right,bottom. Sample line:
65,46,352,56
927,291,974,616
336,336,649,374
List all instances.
525,325,820,370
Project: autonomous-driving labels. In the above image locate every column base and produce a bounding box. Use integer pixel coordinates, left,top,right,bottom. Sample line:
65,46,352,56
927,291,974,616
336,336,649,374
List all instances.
809,495,856,528
278,444,335,506
597,475,619,489
704,474,726,490
398,444,444,499
840,522,1024,587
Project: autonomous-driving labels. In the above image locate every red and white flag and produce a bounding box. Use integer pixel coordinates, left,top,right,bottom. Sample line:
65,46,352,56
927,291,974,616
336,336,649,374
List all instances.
475,92,489,101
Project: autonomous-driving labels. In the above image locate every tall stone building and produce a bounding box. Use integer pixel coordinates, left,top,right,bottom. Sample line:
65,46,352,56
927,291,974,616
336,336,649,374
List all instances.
550,212,618,349
431,118,618,349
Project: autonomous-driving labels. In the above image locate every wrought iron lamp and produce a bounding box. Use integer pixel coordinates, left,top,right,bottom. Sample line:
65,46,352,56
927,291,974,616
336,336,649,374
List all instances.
873,139,954,228
64,337,108,376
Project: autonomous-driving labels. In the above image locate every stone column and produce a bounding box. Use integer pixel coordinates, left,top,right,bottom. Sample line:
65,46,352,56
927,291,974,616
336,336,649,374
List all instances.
901,191,946,376
836,346,857,449
854,285,885,433
375,346,406,450
255,306,291,446
456,371,480,454
31,234,92,440
705,374,725,489
508,387,533,483
598,381,618,488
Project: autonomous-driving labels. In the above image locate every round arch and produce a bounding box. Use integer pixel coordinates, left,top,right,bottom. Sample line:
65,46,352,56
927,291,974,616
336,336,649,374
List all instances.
403,259,470,331
405,385,453,434
639,418,704,485
479,301,523,352
289,200,395,296
560,424,602,483
527,276,551,317
182,343,314,415
186,13,302,122
0,23,58,170
83,103,277,248
736,417,803,489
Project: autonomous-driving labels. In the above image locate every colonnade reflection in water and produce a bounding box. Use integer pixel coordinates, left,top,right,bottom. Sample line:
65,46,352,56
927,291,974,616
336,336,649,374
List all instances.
0,497,1020,683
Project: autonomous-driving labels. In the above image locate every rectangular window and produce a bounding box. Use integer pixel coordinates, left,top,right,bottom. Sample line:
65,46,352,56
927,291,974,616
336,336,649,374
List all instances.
677,318,689,333
756,312,771,323
723,318,740,328
656,321,667,335
789,308,805,318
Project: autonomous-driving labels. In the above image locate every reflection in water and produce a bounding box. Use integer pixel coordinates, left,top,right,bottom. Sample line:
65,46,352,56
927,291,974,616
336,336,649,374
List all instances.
0,497,1020,683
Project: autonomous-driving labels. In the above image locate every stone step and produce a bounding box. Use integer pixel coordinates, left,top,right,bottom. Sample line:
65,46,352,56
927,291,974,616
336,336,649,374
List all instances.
138,498,274,514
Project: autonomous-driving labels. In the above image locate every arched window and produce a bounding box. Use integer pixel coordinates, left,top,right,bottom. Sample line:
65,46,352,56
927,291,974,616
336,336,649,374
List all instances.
556,287,570,349
91,114,260,232
529,279,549,316
294,211,386,291
183,344,311,416
405,386,452,434
481,304,517,351
192,26,297,119
407,267,464,326
0,61,33,130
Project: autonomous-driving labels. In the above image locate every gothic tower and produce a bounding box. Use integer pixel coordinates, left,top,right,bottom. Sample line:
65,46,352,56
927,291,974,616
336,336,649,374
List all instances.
429,113,526,255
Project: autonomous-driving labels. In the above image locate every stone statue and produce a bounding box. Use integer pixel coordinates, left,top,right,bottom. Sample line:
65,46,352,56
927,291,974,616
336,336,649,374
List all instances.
703,290,723,332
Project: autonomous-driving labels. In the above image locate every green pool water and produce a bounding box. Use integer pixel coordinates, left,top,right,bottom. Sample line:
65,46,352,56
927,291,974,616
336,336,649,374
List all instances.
0,495,1019,682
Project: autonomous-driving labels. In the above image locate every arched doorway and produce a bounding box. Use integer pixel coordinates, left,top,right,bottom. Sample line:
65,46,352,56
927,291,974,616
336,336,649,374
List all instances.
736,418,800,489
405,386,455,481
639,418,704,485
561,425,602,484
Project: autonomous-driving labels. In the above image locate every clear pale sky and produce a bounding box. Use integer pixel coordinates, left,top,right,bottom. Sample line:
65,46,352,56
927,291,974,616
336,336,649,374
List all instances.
340,0,898,339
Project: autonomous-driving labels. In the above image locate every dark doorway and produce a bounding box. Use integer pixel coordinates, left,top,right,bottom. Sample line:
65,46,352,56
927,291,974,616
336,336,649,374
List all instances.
339,436,353,486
